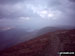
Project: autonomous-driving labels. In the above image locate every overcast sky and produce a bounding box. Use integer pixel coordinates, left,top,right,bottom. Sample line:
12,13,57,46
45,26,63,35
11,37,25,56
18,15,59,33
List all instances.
0,0,75,30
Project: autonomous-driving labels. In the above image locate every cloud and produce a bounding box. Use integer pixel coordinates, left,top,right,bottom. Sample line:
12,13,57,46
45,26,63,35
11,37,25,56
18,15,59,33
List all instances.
0,0,74,18
0,2,28,18
0,0,25,4
69,0,75,2
0,0,75,29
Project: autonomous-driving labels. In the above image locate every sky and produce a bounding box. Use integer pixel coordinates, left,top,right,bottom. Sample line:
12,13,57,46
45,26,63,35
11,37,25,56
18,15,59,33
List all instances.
0,0,75,31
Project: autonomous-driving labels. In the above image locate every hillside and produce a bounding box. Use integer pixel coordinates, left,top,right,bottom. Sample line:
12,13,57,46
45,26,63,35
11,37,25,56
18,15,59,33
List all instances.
0,29,75,56
0,27,64,51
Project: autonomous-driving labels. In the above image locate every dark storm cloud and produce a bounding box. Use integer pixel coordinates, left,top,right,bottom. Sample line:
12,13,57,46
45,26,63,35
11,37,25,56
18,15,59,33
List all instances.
0,0,25,4
69,0,75,2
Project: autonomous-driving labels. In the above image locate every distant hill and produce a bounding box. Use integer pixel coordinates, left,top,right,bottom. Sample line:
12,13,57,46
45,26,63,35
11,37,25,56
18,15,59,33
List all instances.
0,29,75,56
56,25,75,30
35,25,75,36
36,27,60,36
